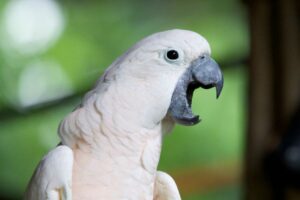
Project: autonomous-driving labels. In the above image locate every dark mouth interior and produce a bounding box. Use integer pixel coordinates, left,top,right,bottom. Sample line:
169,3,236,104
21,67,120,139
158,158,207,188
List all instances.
186,81,201,107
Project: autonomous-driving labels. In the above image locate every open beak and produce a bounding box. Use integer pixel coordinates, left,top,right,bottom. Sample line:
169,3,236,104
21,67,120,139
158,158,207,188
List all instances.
168,55,223,126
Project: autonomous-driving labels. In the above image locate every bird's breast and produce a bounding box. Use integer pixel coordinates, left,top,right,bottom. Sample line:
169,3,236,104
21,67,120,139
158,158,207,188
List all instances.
72,148,156,200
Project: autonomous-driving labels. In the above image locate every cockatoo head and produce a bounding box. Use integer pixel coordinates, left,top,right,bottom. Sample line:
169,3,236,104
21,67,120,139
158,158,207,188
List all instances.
59,29,223,147
95,29,223,128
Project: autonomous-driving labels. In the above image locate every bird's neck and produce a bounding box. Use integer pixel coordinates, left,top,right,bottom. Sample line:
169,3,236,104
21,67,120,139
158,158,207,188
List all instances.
73,122,163,172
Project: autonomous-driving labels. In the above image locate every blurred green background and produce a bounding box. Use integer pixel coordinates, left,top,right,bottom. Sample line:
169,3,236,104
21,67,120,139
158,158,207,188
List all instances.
0,0,248,199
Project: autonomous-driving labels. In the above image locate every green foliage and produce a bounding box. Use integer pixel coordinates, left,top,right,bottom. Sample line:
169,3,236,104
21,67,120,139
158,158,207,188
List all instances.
186,185,242,200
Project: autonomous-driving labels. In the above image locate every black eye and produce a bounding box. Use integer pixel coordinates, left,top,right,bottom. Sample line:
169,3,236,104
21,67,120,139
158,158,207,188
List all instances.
166,50,179,60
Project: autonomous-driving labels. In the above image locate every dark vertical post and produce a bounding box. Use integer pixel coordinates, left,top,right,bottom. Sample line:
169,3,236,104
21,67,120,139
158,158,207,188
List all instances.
245,0,300,199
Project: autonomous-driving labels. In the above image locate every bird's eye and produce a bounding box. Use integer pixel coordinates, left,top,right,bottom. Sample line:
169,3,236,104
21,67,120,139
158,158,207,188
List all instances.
166,50,179,60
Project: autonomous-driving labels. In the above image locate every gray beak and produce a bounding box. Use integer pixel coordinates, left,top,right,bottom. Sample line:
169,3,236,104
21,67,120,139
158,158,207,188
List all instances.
168,55,223,126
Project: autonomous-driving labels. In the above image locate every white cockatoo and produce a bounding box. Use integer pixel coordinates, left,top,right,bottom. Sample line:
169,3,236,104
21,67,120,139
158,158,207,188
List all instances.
24,29,223,200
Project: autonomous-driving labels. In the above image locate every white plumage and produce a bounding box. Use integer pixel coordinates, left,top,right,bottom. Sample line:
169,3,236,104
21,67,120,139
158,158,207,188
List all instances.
25,29,216,200
25,145,73,200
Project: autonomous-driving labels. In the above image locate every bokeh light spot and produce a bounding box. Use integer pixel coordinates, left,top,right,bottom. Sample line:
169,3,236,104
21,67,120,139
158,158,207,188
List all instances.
3,0,65,55
18,60,74,107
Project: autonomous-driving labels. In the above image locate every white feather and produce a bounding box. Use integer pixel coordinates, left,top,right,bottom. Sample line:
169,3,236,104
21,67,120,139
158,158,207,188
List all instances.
154,171,181,200
24,145,73,200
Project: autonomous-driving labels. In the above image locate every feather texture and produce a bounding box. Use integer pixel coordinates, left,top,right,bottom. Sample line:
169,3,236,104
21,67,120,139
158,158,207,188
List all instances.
24,145,73,200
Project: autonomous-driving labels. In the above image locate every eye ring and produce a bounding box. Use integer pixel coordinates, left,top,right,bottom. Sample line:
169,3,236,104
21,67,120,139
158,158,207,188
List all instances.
164,48,183,64
166,50,179,60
